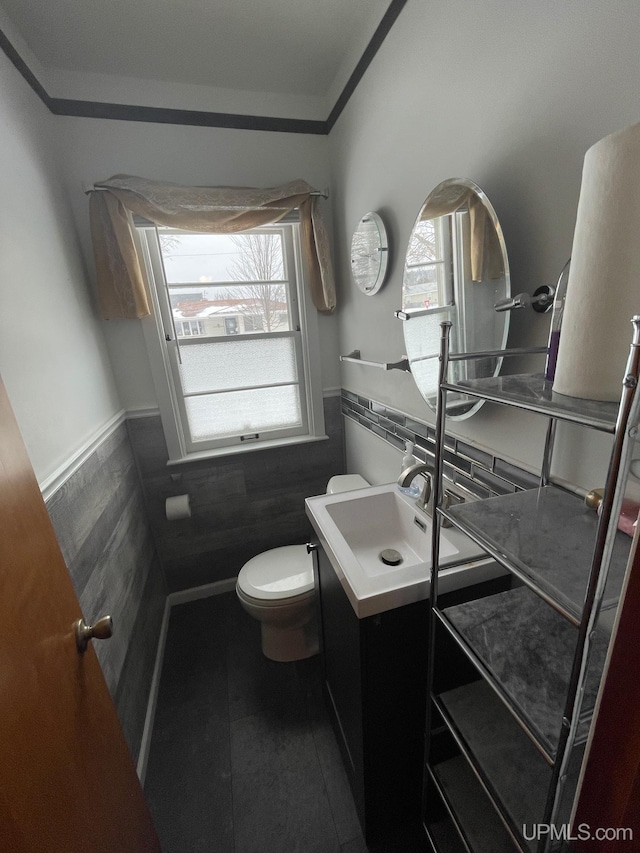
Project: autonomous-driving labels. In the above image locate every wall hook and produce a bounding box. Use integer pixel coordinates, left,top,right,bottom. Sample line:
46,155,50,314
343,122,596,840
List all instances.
494,285,554,313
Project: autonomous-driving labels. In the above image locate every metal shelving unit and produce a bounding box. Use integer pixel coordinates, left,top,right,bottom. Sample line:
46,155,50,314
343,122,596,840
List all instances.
425,318,640,853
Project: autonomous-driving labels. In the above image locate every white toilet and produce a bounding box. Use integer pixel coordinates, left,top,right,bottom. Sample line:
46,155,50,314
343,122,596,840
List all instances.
236,474,369,661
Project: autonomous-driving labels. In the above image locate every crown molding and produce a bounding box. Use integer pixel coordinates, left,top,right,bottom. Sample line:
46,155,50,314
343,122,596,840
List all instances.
49,96,327,134
327,0,407,132
0,26,50,105
0,0,407,135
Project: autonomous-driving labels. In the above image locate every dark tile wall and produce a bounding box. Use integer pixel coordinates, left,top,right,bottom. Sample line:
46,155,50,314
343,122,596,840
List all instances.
341,391,540,499
46,421,166,761
115,556,166,758
127,395,345,592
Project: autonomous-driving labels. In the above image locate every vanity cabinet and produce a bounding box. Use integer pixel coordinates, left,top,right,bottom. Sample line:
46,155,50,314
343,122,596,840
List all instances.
313,542,509,850
314,542,429,848
423,325,640,853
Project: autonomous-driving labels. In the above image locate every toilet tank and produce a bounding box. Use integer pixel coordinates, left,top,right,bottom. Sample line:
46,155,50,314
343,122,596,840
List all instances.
326,474,370,494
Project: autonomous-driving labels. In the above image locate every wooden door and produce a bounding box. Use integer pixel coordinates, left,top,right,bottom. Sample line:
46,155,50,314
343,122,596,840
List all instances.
0,376,161,853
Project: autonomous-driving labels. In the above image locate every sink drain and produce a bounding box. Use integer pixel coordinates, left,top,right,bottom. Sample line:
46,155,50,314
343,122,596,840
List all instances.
379,548,403,566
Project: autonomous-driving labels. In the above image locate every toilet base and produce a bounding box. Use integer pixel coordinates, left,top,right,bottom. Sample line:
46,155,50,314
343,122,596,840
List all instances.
261,615,319,662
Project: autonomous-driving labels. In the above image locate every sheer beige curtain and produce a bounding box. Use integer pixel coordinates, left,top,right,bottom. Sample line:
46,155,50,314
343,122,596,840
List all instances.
420,185,502,282
89,175,336,319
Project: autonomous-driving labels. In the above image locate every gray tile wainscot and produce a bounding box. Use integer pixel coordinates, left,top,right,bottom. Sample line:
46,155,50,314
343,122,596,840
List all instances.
46,420,166,761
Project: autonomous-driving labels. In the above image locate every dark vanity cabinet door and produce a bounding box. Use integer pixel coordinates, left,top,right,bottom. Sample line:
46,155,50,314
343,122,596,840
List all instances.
315,544,364,791
314,543,431,848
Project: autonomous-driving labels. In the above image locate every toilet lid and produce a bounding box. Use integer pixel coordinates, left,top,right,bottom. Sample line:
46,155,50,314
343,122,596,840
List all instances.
237,545,314,601
326,474,369,494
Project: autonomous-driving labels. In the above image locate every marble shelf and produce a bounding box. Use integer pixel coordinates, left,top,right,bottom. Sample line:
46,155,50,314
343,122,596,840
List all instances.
437,681,547,851
442,485,632,624
425,815,464,853
436,680,584,851
442,373,619,433
439,586,610,760
430,757,518,852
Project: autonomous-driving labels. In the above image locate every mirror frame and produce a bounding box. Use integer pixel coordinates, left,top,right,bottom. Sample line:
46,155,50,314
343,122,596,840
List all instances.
401,177,511,420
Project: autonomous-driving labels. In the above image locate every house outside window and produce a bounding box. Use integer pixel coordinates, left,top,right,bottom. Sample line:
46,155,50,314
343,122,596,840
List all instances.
137,222,325,461
175,320,205,337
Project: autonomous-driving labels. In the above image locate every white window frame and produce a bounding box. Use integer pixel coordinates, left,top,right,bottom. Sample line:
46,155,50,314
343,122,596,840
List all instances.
135,220,326,463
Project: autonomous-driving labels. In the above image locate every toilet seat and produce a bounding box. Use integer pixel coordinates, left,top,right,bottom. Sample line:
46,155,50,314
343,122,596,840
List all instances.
237,544,314,602
236,584,314,609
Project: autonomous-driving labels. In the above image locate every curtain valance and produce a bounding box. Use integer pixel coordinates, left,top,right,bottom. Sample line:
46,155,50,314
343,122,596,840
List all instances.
89,175,336,319
420,186,502,282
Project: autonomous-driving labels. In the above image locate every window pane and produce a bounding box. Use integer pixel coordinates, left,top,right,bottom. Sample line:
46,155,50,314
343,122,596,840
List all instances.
185,385,301,440
404,309,467,397
159,232,284,283
403,264,445,310
170,283,291,335
406,218,439,264
179,337,298,394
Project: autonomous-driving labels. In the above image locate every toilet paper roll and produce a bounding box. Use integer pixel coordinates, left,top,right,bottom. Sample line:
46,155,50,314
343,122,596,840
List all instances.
165,494,191,521
553,122,640,401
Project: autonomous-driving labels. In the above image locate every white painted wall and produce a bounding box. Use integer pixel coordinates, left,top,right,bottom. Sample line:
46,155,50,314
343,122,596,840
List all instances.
54,116,340,410
0,52,121,484
4,0,638,490
329,0,640,489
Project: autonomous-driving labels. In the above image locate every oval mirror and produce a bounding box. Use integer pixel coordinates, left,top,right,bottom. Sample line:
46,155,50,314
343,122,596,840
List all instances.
350,211,390,295
401,178,510,419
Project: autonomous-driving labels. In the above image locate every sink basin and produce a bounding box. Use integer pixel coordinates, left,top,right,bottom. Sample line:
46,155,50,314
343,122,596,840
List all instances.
306,482,498,618
325,488,458,577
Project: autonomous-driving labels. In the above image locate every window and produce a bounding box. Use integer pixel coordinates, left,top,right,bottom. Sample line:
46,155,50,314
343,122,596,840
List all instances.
175,320,205,336
403,215,453,313
402,213,476,397
137,222,325,461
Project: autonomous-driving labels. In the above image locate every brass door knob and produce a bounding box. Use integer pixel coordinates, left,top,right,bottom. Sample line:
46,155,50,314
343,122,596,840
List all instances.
74,616,113,653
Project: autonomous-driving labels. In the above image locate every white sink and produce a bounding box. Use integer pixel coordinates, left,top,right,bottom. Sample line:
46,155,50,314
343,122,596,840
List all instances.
324,488,458,577
306,482,501,618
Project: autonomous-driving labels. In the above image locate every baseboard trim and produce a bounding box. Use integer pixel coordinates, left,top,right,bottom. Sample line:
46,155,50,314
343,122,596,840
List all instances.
136,597,170,784
136,577,237,783
167,577,238,606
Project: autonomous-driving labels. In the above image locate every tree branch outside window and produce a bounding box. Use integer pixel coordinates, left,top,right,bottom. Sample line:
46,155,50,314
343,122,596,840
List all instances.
228,234,287,332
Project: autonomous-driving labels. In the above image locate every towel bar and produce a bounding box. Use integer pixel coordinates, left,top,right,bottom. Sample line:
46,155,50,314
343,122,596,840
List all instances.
340,350,410,372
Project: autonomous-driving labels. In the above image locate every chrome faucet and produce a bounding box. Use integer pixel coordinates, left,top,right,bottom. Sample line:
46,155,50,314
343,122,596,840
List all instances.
397,462,433,513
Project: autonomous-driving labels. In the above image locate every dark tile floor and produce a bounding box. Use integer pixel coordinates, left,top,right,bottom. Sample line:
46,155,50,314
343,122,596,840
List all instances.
144,592,365,852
